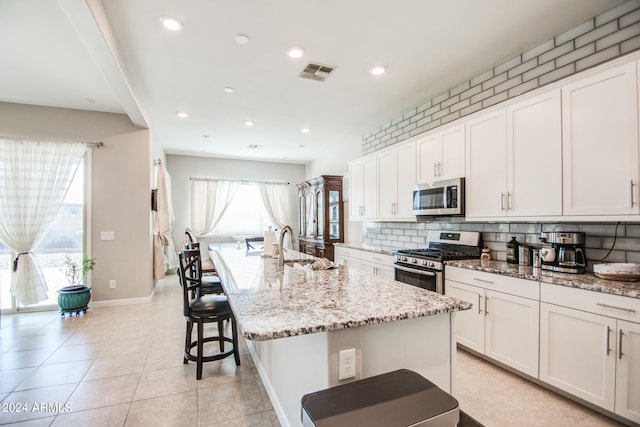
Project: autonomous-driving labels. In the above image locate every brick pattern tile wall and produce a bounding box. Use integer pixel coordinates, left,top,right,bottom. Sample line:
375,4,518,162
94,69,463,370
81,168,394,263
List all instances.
363,220,640,271
362,1,640,155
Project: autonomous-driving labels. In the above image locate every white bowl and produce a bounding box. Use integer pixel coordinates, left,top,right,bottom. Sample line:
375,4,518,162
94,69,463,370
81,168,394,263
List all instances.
593,263,640,281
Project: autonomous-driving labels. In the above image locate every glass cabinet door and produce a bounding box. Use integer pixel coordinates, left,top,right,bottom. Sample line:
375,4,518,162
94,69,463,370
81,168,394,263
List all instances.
305,193,314,237
329,190,340,239
316,190,323,238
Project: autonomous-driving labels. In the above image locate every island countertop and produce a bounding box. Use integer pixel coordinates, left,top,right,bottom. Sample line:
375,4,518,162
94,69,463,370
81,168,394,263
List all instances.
210,249,471,341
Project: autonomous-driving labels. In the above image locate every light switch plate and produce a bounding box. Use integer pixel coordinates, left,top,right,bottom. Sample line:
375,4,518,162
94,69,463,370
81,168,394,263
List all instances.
101,231,115,240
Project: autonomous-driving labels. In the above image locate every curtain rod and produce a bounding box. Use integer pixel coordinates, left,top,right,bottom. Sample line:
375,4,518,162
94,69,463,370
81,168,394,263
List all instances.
0,136,103,148
190,177,289,185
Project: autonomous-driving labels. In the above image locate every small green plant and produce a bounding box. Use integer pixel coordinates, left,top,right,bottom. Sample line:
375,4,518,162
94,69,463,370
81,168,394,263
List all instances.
64,256,96,286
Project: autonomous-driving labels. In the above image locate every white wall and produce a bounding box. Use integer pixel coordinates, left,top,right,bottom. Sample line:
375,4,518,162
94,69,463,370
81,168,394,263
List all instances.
305,138,361,179
0,102,154,301
167,154,306,250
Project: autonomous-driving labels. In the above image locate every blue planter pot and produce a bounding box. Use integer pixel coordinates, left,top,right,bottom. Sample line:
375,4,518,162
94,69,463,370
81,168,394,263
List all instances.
57,285,91,317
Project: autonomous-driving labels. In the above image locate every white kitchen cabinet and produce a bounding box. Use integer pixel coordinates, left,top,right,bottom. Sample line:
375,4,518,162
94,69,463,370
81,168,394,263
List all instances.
616,319,640,423
465,109,508,218
377,141,416,220
466,90,562,219
349,156,377,220
445,267,540,377
506,90,562,217
562,61,639,216
540,283,640,422
540,302,617,411
360,251,396,280
334,246,361,270
417,123,465,183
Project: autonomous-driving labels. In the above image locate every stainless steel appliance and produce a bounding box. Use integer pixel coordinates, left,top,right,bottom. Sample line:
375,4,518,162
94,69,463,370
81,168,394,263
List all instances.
538,232,586,274
394,231,482,293
412,178,464,216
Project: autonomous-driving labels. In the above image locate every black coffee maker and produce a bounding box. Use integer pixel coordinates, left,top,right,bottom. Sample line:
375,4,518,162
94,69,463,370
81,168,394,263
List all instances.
538,232,586,274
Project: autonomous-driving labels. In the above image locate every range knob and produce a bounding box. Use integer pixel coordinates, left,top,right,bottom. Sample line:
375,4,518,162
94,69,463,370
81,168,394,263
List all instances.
399,256,407,262
421,259,428,266
411,258,418,264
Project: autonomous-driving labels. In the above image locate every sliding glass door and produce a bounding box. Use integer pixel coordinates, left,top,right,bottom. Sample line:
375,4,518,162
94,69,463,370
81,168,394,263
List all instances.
0,163,86,313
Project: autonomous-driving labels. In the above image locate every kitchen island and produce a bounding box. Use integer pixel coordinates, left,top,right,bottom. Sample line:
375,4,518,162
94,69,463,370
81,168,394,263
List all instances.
211,248,471,427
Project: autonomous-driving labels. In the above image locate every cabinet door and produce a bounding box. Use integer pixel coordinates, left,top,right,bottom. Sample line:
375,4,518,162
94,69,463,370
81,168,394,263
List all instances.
465,109,508,218
349,160,365,219
445,280,484,353
395,141,417,218
615,320,640,423
485,290,539,377
507,90,562,217
439,124,465,180
540,303,616,411
417,134,439,183
377,149,397,218
562,62,639,215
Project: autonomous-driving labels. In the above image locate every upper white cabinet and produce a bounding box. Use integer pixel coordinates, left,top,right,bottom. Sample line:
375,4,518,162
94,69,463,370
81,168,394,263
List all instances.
349,156,377,220
562,61,639,216
507,90,563,217
466,90,562,219
417,123,465,183
465,109,508,218
377,140,416,220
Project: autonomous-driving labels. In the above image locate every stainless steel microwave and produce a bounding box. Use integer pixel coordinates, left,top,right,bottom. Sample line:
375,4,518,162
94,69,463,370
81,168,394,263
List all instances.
412,178,464,216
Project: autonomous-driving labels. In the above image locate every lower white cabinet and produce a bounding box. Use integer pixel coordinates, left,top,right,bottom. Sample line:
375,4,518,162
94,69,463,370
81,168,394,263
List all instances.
540,283,640,423
445,267,540,377
334,247,395,280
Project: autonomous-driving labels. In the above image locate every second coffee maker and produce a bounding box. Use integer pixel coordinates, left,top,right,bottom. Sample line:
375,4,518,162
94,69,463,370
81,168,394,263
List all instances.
538,231,586,273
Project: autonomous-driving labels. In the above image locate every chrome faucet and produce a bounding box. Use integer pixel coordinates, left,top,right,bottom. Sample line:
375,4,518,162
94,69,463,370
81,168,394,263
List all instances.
278,225,294,267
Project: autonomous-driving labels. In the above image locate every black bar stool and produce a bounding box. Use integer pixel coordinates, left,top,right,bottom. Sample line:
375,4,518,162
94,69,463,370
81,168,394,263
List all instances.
178,249,240,379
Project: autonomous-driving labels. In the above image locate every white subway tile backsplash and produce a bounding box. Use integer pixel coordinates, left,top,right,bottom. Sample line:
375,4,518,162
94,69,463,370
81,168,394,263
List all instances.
361,1,640,170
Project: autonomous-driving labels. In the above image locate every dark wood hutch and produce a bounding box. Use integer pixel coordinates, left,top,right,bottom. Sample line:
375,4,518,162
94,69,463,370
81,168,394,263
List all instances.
297,175,344,261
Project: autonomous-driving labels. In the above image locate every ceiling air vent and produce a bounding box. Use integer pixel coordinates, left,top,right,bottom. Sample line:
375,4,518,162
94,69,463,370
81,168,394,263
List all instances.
299,63,335,82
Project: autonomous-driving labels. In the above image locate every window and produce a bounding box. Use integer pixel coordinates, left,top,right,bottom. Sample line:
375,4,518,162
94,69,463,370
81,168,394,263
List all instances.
209,184,271,236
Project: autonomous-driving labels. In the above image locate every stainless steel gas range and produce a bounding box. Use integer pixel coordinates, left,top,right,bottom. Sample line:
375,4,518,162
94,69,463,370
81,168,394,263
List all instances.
394,231,482,294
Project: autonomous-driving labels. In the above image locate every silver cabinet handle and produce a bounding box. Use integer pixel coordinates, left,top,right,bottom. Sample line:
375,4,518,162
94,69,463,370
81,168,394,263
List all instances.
473,277,494,284
438,162,443,177
619,329,624,360
433,162,438,177
500,193,506,211
477,294,482,314
606,326,612,356
596,303,636,313
508,192,512,211
484,295,489,316
631,180,635,207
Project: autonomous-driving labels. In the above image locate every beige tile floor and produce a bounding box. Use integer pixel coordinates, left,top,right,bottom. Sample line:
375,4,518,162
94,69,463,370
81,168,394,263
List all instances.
0,273,629,426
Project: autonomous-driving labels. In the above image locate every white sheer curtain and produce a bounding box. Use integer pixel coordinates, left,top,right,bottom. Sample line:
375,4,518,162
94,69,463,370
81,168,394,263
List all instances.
0,138,87,306
256,182,291,229
190,179,240,235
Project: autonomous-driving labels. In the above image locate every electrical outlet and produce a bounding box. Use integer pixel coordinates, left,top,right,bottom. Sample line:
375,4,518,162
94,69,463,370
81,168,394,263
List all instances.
109,280,116,289
338,348,356,380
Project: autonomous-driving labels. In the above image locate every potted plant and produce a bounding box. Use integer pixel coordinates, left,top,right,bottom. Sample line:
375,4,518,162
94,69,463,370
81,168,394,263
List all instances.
58,255,95,317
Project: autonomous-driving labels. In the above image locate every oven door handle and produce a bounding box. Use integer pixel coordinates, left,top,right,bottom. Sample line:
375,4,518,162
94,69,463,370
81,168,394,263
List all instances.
394,264,437,277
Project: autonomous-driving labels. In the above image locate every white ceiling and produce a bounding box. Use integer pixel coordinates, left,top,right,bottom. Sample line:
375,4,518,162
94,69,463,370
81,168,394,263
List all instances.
0,0,625,164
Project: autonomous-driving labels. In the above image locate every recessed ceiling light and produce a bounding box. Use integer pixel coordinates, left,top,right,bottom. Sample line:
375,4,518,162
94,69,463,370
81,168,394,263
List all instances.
202,135,211,138
161,17,183,31
223,87,235,94
248,144,263,150
369,65,387,76
177,112,189,118
244,121,255,127
234,33,250,45
301,128,311,133
286,46,305,59
298,144,305,148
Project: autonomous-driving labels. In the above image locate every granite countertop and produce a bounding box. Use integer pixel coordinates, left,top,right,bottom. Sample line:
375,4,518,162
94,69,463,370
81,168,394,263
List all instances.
334,243,396,256
210,248,471,341
446,259,640,300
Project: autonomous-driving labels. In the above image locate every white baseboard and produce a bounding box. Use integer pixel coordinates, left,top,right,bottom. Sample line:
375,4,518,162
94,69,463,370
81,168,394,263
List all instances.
90,291,154,308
